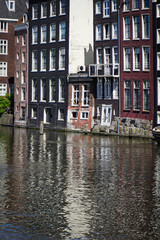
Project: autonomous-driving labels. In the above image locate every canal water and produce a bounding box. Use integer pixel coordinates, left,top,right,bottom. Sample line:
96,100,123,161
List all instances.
0,126,160,240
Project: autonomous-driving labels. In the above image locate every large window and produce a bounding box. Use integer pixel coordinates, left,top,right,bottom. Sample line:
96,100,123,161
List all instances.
157,4,160,18
21,71,25,84
50,0,56,16
49,78,56,102
104,78,111,99
50,48,56,70
0,21,8,33
133,0,139,9
58,108,64,120
21,88,25,101
157,78,160,106
96,48,102,65
143,47,150,71
41,78,46,101
41,2,47,18
124,17,130,40
32,4,38,20
103,0,110,17
113,78,119,99
142,15,149,39
133,47,140,71
60,0,66,15
104,47,110,75
124,48,131,71
95,1,101,14
134,80,140,110
124,80,131,109
72,85,79,105
22,35,25,46
143,80,150,111
157,29,160,43
103,24,110,40
124,0,130,11
0,40,7,54
112,23,118,39
112,0,117,12
32,51,38,71
50,23,56,42
32,26,38,44
82,84,89,106
96,24,102,41
22,52,25,63
44,108,52,123
41,25,47,43
157,52,160,70
59,22,66,41
31,108,37,119
41,49,47,71
59,78,65,102
0,62,7,76
133,16,140,40
97,78,103,99
32,78,38,101
59,48,65,70
0,84,7,96
142,0,149,9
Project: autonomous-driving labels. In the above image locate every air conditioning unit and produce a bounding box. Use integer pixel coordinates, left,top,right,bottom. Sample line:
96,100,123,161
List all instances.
77,65,86,72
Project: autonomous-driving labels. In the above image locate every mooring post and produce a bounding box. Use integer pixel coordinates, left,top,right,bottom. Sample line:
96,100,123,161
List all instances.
40,121,44,135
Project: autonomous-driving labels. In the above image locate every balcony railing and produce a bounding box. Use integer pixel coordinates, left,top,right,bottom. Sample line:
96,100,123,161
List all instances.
89,64,119,77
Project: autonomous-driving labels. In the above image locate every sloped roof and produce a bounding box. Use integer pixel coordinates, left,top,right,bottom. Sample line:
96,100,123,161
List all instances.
0,0,28,20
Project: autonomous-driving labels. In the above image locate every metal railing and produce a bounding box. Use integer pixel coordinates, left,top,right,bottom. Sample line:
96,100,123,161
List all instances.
89,64,119,77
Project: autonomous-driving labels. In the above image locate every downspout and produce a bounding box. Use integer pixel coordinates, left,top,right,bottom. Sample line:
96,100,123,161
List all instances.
26,21,29,127
117,5,121,134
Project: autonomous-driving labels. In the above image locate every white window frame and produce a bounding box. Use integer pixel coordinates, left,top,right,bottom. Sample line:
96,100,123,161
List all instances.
123,0,130,11
95,1,101,14
21,71,25,84
103,0,110,18
0,40,8,55
157,78,160,106
32,26,38,44
50,48,56,71
71,111,78,120
103,23,110,40
97,78,103,99
157,52,160,71
132,15,140,40
124,48,131,71
16,71,19,79
22,35,25,46
96,24,102,41
59,78,65,102
142,0,149,9
80,112,89,120
32,51,38,72
60,0,66,15
59,22,66,41
157,112,160,124
21,88,25,101
142,14,150,39
133,47,140,71
123,16,130,40
82,84,90,106
134,80,141,110
113,78,119,99
50,23,56,42
112,22,118,39
96,48,102,65
72,84,79,105
8,0,15,11
157,4,160,18
41,2,47,18
50,0,56,17
59,48,65,70
40,49,47,71
40,78,46,102
142,46,150,71
44,107,52,123
32,78,38,102
132,0,139,10
124,80,131,109
157,29,160,44
31,108,37,119
104,78,111,99
0,62,7,76
17,52,19,60
58,108,64,121
41,25,47,43
112,0,117,12
49,78,56,102
143,80,150,111
22,52,25,63
0,21,8,33
32,4,38,20
0,83,7,96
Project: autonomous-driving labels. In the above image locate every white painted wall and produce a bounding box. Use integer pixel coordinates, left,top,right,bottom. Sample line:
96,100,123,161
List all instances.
69,0,94,74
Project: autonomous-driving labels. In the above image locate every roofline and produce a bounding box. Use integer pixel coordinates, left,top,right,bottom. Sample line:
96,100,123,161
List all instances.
0,18,18,22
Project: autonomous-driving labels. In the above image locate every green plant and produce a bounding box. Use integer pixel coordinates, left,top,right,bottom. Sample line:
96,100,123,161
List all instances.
0,93,12,115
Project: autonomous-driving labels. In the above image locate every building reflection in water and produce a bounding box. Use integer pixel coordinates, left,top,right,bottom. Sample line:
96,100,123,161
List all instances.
0,126,160,239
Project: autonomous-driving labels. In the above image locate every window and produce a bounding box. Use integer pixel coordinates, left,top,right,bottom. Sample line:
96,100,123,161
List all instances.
32,51,38,71
81,112,89,120
59,78,65,102
32,79,38,101
59,22,66,41
49,78,56,102
59,48,65,70
32,4,38,20
101,105,112,126
31,108,37,119
103,24,110,40
124,48,131,71
97,78,103,99
41,49,47,71
0,40,7,54
157,4,160,18
17,36,20,43
96,24,102,41
0,84,7,96
104,78,111,99
157,112,160,124
58,108,64,120
96,48,102,65
50,48,56,70
21,88,25,101
32,26,38,44
124,80,131,109
16,88,19,96
44,108,52,123
50,23,56,42
103,0,110,17
112,23,118,39
134,80,140,110
21,107,25,120
21,71,25,84
41,78,46,101
157,29,160,43
0,62,7,76
133,16,140,39
17,52,19,60
95,1,101,14
41,2,47,18
142,15,149,39
41,25,47,43
0,21,8,33
143,47,150,70
72,85,79,105
22,35,25,46
22,52,25,63
8,0,15,11
16,71,19,79
112,0,117,12
82,84,89,106
71,111,78,119
142,0,149,9
133,47,140,71
133,0,139,9
158,53,160,70
60,0,66,15
113,78,119,99
113,47,119,75
143,80,150,111
50,0,56,16
124,0,130,11
124,17,130,40
157,78,160,106
104,47,111,75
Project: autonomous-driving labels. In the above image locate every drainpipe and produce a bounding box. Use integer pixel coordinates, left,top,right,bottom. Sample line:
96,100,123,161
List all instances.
117,5,121,134
26,21,29,127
